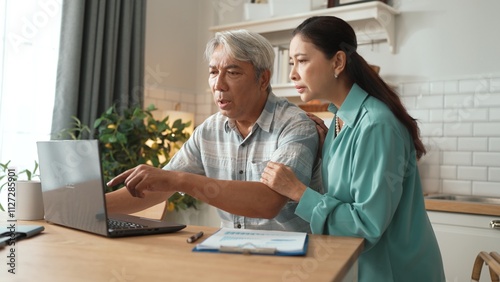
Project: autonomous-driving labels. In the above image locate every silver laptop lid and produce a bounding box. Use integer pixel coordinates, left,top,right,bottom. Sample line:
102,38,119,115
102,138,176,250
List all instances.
37,140,108,236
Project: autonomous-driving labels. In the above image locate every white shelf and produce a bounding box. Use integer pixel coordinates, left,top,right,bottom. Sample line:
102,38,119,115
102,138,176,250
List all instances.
272,83,297,97
209,1,399,53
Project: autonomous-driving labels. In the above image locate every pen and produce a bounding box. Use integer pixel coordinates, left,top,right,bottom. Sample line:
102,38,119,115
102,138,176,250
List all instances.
187,231,204,243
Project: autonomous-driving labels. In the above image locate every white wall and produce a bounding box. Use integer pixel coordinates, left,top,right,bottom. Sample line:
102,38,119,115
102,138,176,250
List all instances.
144,0,219,126
145,0,500,199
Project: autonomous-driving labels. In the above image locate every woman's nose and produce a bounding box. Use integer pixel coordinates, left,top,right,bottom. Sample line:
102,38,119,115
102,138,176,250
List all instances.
289,65,298,81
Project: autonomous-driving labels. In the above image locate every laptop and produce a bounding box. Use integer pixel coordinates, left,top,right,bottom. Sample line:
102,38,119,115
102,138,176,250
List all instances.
36,140,186,237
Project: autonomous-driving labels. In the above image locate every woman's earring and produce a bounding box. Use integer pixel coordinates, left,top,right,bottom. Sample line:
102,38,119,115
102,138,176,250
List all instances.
334,74,338,79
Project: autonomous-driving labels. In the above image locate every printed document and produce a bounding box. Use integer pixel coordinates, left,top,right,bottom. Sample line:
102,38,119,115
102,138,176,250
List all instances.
193,228,308,256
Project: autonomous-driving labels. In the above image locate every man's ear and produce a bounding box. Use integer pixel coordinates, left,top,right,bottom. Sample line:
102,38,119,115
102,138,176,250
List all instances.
260,69,271,92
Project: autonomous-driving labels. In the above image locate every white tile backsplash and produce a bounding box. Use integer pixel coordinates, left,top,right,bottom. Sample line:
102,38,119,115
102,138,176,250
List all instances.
442,180,472,195
402,76,500,196
489,138,500,151
165,90,181,102
472,181,500,197
429,109,456,122
488,167,500,182
490,108,500,121
196,92,212,104
408,109,429,122
444,80,459,95
458,78,489,94
403,82,430,96
419,164,440,179
419,122,444,137
419,147,441,164
196,104,213,115
429,81,444,95
473,122,500,136
148,88,166,99
443,122,473,137
473,152,500,166
440,165,457,179
479,92,500,107
442,151,472,166
421,179,440,194
400,96,416,109
457,137,488,151
459,108,488,122
490,78,500,92
415,95,444,109
428,137,457,151
144,86,199,125
457,166,487,181
444,94,474,108
180,92,196,104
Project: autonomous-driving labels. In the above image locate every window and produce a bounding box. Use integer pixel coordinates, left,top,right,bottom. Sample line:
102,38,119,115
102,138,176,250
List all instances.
0,0,62,170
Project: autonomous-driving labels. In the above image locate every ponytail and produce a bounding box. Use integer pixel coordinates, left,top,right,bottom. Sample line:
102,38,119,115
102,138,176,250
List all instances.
347,53,426,159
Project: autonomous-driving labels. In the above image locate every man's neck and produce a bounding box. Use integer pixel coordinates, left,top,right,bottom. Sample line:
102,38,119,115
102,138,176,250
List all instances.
235,120,255,138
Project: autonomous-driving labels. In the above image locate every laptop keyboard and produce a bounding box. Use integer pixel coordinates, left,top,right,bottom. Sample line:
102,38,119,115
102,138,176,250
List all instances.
107,218,145,230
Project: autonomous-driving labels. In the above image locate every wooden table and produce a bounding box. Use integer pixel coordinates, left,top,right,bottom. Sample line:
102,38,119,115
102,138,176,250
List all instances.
1,221,363,282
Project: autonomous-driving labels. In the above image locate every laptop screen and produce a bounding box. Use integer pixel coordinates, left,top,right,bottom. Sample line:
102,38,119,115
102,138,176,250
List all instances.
37,140,108,236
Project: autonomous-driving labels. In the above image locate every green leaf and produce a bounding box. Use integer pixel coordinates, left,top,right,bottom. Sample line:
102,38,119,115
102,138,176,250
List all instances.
105,106,115,115
94,117,104,128
26,170,33,180
145,104,156,111
172,119,183,129
100,134,117,143
119,120,134,133
132,107,142,117
116,132,127,143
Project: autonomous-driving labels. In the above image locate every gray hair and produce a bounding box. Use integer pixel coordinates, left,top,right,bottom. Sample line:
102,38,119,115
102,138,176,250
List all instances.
205,29,275,93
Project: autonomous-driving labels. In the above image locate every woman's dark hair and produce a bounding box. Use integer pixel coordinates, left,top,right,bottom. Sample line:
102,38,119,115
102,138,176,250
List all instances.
293,16,426,159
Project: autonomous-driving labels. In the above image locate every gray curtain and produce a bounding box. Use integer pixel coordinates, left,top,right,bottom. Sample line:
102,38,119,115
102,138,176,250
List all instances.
51,0,146,139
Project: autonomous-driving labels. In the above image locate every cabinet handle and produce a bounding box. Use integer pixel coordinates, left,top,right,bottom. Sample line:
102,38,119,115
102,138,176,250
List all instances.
490,220,500,229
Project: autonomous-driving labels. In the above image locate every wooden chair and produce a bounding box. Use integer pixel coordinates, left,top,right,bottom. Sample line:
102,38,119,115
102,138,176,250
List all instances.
471,251,500,282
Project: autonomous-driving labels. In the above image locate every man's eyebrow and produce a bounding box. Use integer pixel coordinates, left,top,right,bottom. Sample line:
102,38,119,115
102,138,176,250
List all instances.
208,64,243,70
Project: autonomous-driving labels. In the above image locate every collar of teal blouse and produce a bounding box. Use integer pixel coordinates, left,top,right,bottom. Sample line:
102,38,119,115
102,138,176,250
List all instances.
327,83,369,130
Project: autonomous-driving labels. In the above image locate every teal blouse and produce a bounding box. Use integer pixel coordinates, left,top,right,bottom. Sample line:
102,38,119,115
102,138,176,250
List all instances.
296,84,445,282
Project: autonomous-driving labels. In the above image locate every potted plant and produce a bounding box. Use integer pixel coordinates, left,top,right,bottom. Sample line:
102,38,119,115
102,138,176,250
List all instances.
0,160,40,212
59,104,200,212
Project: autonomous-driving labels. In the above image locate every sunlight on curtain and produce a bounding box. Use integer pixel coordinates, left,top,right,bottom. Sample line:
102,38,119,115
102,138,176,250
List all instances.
0,0,62,170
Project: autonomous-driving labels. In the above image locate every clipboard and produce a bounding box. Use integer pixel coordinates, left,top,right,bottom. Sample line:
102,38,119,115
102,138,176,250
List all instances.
192,228,308,256
0,225,45,247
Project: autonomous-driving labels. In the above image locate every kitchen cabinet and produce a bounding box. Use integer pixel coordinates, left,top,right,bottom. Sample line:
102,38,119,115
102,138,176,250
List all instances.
209,1,399,101
427,211,500,281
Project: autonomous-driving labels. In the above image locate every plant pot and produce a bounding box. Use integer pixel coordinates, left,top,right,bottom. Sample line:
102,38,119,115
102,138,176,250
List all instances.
15,180,44,220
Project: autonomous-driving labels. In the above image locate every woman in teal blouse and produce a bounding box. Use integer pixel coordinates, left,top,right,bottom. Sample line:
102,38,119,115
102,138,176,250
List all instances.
260,16,445,282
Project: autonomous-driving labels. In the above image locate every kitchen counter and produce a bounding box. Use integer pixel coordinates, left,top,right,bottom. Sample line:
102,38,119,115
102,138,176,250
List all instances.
425,195,500,217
